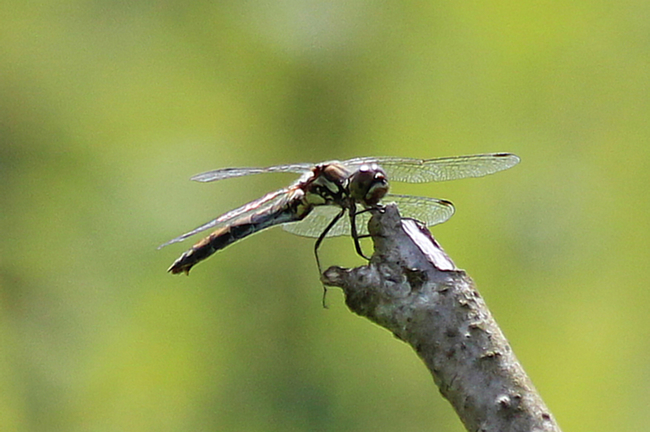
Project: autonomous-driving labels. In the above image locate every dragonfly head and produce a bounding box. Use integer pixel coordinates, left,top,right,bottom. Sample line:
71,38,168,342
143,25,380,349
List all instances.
349,163,389,206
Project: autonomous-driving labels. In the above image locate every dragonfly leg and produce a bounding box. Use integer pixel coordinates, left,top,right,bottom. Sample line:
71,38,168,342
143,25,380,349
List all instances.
353,205,385,240
349,206,372,261
314,208,346,308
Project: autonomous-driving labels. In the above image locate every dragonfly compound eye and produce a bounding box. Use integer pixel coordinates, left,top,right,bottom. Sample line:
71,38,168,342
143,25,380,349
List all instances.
350,164,389,206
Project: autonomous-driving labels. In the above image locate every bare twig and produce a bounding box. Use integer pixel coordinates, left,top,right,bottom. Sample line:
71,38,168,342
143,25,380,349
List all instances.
322,204,561,432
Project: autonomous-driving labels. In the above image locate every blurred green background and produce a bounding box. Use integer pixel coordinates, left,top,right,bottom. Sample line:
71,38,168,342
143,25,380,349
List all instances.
2,1,649,431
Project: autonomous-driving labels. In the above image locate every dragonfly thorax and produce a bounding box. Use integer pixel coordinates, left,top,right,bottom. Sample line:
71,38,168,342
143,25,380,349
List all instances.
303,163,352,206
305,162,389,208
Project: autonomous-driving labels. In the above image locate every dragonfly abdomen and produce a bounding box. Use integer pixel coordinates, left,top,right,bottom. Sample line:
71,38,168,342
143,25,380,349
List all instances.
168,201,312,275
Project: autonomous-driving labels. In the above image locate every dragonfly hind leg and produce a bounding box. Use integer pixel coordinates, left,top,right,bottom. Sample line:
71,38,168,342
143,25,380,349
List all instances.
314,208,346,308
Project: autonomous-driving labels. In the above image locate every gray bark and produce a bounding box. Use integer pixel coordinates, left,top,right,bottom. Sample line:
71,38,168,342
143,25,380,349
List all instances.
322,204,561,432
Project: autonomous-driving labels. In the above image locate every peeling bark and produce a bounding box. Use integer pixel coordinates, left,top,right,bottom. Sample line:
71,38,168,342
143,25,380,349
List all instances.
322,204,561,432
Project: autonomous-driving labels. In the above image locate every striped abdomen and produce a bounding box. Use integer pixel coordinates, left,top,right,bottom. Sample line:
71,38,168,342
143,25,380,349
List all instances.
168,201,310,275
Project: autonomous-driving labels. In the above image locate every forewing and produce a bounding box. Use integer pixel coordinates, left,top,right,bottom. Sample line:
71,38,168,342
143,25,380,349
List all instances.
342,153,520,183
158,187,293,248
189,153,519,183
191,163,314,182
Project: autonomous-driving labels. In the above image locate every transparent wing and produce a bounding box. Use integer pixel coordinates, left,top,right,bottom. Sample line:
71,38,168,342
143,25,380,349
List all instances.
341,153,520,183
158,187,294,248
282,194,455,239
282,205,350,238
191,163,315,182
189,153,519,183
383,194,455,227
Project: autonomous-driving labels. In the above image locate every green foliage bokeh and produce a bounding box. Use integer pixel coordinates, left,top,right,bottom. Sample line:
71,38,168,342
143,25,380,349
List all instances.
2,2,649,431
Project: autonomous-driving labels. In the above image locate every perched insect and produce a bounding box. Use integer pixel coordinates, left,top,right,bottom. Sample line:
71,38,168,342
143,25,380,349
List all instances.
160,153,520,275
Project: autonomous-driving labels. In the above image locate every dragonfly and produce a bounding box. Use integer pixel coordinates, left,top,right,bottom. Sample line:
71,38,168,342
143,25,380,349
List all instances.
159,153,520,275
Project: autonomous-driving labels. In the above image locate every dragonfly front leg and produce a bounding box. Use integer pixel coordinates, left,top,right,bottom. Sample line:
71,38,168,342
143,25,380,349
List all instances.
349,206,372,261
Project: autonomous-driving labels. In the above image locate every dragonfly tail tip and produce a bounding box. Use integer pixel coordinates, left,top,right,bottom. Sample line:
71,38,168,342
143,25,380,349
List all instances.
168,263,192,275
